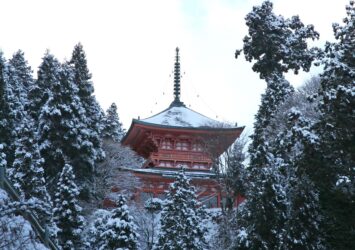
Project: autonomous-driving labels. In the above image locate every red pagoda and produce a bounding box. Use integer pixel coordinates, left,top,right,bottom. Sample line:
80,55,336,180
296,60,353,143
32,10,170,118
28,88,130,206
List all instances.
121,48,244,208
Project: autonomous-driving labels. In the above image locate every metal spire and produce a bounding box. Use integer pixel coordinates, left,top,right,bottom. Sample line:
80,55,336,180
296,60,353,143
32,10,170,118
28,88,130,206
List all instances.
170,47,185,107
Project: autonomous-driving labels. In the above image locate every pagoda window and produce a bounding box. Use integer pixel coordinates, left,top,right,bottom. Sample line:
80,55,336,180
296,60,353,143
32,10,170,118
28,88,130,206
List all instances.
175,140,189,151
159,160,174,167
192,162,208,170
176,161,190,168
192,142,204,152
161,138,173,150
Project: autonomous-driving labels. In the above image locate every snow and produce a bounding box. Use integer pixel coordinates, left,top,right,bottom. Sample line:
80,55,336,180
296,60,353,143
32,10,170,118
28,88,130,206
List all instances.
336,176,351,186
142,106,222,128
121,166,216,179
0,188,49,250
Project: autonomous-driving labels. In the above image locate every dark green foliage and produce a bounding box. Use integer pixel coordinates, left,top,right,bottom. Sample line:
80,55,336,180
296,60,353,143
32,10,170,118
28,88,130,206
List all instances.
9,50,34,94
238,0,319,79
28,51,61,122
37,58,76,180
274,111,324,249
100,194,138,250
0,53,12,160
234,1,323,249
69,43,104,161
11,118,53,225
70,43,93,99
37,55,98,187
235,164,288,250
54,164,84,250
249,74,294,168
155,170,207,250
102,102,125,142
308,2,355,248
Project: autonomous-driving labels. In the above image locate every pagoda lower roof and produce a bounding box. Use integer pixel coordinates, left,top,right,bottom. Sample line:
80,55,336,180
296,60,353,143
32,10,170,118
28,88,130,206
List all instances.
120,166,216,180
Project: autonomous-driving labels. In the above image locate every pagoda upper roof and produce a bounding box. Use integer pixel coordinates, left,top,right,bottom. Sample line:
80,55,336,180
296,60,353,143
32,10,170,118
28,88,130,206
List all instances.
122,48,244,151
141,105,224,129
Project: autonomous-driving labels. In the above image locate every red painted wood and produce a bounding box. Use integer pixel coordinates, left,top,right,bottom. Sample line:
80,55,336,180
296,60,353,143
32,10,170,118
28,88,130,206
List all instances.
118,120,245,208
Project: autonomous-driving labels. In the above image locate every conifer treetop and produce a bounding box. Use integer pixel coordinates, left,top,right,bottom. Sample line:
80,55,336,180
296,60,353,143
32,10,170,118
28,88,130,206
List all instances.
155,169,207,250
237,0,320,79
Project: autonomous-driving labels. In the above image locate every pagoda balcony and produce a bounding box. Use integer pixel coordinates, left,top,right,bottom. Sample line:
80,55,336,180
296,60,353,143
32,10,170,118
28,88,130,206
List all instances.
151,151,212,163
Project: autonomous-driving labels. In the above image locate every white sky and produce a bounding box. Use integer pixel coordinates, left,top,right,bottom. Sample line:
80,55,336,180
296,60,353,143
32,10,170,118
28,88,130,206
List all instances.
0,0,349,133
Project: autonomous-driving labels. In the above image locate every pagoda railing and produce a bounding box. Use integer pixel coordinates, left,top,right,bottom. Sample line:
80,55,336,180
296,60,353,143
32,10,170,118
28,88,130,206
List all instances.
152,150,212,162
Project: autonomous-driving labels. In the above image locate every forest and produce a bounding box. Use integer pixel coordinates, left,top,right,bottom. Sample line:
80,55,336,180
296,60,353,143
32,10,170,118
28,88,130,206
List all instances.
0,1,354,249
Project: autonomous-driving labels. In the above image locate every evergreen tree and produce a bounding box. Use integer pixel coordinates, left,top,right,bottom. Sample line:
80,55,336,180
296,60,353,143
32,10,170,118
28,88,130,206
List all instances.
37,59,98,187
102,102,125,142
307,2,355,248
10,118,54,225
235,162,288,249
155,170,207,250
69,43,104,159
224,139,247,207
54,164,84,250
0,52,12,161
234,1,320,249
8,50,34,95
0,143,6,170
2,55,33,169
213,139,247,250
37,57,73,181
100,194,139,250
28,51,61,122
273,110,324,249
87,209,111,249
236,0,319,168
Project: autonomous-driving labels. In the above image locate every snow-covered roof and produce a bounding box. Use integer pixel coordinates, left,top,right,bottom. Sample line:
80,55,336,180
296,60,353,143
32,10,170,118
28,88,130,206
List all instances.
119,167,216,179
141,106,221,128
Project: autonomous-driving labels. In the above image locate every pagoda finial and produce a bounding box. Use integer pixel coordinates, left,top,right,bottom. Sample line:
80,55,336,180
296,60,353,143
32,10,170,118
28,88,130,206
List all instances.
170,47,185,108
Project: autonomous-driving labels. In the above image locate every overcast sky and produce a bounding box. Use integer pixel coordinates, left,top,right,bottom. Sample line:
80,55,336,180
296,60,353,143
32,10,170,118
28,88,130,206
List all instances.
0,0,350,133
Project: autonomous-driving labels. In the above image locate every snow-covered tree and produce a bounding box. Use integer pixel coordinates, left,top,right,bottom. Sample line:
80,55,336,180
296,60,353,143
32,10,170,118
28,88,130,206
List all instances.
220,137,247,211
236,0,319,79
3,54,35,168
9,50,34,97
234,1,321,248
69,43,104,160
0,54,27,167
28,51,61,122
86,209,111,249
234,163,288,249
92,140,143,203
54,164,84,250
0,143,6,171
267,76,321,142
271,110,324,249
236,0,319,168
0,189,49,250
154,170,207,250
99,194,139,250
102,102,125,142
37,58,98,189
0,52,13,161
211,137,247,250
309,2,355,248
10,119,54,226
133,198,163,250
